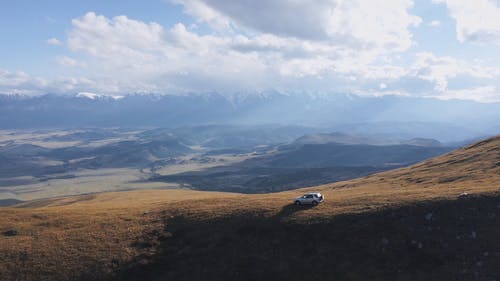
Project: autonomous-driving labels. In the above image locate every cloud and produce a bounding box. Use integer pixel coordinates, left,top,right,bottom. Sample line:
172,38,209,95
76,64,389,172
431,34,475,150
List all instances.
0,69,45,95
63,11,423,95
410,52,499,92
4,6,500,103
0,68,95,95
428,20,441,27
66,13,271,93
46,38,62,45
175,0,421,52
68,12,165,60
428,86,500,103
57,56,86,67
434,0,500,44
172,0,231,31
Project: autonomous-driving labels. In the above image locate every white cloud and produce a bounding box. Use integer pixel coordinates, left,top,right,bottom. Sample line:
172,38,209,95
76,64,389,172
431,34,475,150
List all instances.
172,0,231,31
434,0,500,44
428,86,500,103
4,6,500,103
410,52,498,92
428,20,441,27
175,0,421,52
0,69,46,95
66,13,273,93
57,56,86,67
68,12,165,60
0,68,96,95
46,38,62,45
62,10,424,94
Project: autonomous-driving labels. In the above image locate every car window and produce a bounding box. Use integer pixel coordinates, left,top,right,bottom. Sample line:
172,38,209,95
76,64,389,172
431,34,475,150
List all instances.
305,195,313,198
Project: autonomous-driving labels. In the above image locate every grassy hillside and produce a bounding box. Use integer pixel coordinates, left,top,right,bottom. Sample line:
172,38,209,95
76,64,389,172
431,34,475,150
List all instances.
0,136,499,281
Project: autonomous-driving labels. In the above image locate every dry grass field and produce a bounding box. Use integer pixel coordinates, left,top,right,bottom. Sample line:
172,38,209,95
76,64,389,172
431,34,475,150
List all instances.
1,136,499,281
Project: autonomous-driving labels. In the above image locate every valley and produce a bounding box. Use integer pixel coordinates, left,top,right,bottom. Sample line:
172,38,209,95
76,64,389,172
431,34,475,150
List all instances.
3,2,500,280
0,127,454,200
0,135,499,281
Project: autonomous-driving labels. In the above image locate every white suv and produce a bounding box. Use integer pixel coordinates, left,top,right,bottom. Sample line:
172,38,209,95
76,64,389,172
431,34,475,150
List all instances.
294,192,324,206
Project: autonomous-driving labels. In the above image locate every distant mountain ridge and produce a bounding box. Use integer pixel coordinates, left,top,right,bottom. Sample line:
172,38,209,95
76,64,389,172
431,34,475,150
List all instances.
294,132,443,147
294,132,385,145
1,92,499,142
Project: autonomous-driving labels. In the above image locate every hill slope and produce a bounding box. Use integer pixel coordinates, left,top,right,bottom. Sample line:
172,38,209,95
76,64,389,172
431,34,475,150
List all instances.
0,136,499,281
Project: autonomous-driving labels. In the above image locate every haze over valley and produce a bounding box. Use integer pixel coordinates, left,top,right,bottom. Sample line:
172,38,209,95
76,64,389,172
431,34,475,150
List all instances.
1,92,499,142
1,1,500,280
0,124,456,201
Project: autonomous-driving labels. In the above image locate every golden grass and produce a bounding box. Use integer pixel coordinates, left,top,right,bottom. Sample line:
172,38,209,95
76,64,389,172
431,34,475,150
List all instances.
1,135,499,280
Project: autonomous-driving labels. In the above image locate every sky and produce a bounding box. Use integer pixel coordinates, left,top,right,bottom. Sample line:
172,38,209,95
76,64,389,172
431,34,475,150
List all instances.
1,0,500,102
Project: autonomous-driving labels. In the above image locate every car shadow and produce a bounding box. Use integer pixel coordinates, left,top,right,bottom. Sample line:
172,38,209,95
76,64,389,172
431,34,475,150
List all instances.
273,203,316,220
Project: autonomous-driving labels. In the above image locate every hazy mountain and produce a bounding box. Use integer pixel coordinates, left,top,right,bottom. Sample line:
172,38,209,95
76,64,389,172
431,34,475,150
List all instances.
154,142,453,193
144,125,321,148
294,132,385,145
401,138,443,147
0,134,193,178
1,93,499,142
0,198,22,207
294,132,443,147
0,127,455,195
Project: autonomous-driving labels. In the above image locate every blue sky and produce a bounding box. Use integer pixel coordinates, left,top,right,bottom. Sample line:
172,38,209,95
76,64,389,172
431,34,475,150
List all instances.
1,0,500,102
0,0,186,74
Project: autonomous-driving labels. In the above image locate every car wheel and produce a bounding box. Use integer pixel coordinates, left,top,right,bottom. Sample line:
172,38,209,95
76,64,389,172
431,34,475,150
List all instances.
295,200,301,205
312,201,318,206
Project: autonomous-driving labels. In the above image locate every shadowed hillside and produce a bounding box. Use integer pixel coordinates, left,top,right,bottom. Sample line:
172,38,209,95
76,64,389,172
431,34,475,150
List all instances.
115,195,500,281
0,136,499,281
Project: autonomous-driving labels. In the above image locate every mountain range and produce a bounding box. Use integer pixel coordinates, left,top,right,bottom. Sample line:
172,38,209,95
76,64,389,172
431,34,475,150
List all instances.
1,92,499,142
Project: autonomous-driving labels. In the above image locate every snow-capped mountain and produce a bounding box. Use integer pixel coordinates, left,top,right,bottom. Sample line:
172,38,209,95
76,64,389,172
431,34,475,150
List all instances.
1,92,499,142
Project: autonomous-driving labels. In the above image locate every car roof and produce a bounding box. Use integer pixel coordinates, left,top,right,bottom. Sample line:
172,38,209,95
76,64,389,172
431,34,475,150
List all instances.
304,192,322,195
